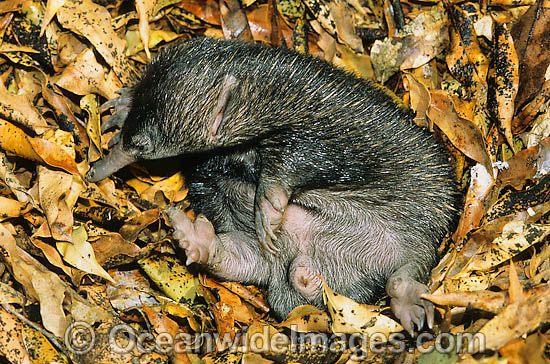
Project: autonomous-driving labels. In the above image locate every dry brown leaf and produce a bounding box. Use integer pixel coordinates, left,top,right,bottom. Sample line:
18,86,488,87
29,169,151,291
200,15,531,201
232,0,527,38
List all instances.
333,43,373,80
405,73,431,128
136,0,155,60
220,0,253,41
247,4,272,43
81,94,102,161
108,270,161,311
528,243,550,282
0,151,37,206
143,305,179,336
447,87,491,137
90,232,141,267
462,221,550,274
0,282,26,305
12,69,42,102
471,283,550,352
493,23,519,148
55,48,122,99
310,19,336,62
499,332,550,364
452,164,495,243
30,237,76,278
322,276,402,336
37,166,82,242
0,307,33,364
444,271,501,293
28,130,81,176
428,90,492,171
21,323,69,363
56,0,137,85
202,277,255,325
496,140,540,189
446,3,488,106
490,0,536,5
244,322,281,358
179,0,221,25
139,253,199,303
139,172,187,203
41,82,90,155
212,301,237,347
56,32,88,68
0,119,42,163
79,177,122,210
507,260,525,303
218,281,270,313
422,290,507,314
327,0,363,53
515,79,550,134
56,225,115,283
371,4,447,83
512,2,550,111
279,305,331,332
400,5,448,70
302,0,336,38
523,106,550,148
125,28,182,57
161,301,203,332
41,0,66,37
484,174,550,223
242,353,275,364
119,208,160,243
0,223,71,337
0,83,50,135
0,196,31,220
68,322,137,363
142,305,193,364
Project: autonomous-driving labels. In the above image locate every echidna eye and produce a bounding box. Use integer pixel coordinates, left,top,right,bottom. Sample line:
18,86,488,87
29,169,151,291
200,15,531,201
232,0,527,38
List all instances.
131,136,153,153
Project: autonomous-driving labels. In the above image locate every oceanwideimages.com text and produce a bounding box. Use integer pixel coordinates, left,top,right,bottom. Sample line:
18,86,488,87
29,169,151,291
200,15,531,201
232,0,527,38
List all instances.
65,322,486,358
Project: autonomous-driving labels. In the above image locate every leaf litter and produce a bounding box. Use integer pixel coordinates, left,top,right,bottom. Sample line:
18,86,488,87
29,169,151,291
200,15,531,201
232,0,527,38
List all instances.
0,0,549,363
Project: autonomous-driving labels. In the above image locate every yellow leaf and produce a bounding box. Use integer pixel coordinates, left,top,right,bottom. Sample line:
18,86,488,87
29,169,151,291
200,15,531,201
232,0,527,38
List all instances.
40,0,66,36
81,94,103,160
140,171,187,203
463,221,550,273
56,225,115,283
21,324,69,364
0,196,31,221
321,276,403,335
0,282,26,305
125,29,182,56
0,307,33,364
139,253,199,302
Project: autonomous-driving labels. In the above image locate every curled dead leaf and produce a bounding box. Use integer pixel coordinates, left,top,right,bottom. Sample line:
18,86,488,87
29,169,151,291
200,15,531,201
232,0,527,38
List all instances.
321,275,403,336
428,90,492,171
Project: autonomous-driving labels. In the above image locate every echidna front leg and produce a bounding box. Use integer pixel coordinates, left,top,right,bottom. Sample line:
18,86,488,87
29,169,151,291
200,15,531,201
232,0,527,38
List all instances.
99,87,133,133
165,207,216,265
165,207,269,284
